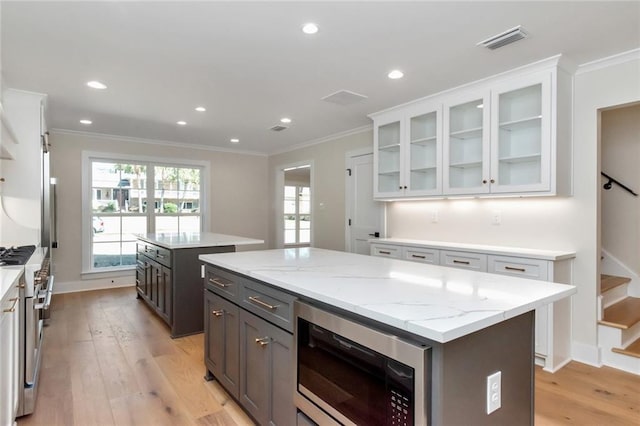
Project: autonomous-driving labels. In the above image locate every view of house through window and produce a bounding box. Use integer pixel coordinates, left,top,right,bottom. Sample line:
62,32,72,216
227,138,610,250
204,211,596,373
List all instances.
90,159,202,270
283,165,311,246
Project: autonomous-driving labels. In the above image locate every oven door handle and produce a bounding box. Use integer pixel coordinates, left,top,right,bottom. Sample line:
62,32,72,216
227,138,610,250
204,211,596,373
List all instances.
34,275,54,311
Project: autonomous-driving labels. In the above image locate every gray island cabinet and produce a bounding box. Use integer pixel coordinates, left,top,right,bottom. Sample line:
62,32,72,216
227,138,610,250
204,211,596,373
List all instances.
135,232,263,338
200,248,575,426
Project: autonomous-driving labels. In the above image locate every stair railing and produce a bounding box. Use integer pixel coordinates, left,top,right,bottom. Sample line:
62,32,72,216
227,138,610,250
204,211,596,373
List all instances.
601,172,638,197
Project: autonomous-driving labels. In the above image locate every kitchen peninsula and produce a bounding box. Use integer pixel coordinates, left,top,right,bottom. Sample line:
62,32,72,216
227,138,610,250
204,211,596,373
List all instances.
200,248,576,425
135,232,263,337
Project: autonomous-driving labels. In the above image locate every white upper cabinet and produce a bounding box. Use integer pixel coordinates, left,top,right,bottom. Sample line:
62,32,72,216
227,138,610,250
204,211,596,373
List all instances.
374,103,442,198
443,90,491,195
370,56,571,200
489,71,552,194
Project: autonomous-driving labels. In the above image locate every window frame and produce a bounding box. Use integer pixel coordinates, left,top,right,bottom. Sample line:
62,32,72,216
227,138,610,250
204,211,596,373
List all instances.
81,151,209,274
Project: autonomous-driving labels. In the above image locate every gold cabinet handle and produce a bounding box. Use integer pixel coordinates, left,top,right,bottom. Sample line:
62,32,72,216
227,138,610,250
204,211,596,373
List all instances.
411,254,426,259
248,296,279,311
212,309,223,317
4,297,18,313
157,254,166,259
505,266,526,272
379,250,391,255
135,279,140,285
453,260,471,265
255,337,270,347
209,277,230,288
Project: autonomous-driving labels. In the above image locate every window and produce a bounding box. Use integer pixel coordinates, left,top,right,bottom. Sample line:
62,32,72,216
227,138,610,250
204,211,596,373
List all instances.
284,185,311,246
85,155,205,272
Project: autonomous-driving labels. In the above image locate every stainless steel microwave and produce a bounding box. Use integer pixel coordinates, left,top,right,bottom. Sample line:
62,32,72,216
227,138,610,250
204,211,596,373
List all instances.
294,301,431,425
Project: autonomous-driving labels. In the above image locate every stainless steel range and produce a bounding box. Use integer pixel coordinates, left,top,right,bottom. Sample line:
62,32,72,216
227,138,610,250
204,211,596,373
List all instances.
0,245,54,417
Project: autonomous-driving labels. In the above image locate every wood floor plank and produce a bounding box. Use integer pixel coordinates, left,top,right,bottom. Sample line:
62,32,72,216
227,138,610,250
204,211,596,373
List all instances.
17,287,640,426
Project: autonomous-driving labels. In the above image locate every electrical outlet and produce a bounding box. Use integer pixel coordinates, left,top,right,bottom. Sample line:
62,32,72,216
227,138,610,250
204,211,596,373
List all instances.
431,209,439,223
486,371,502,414
492,210,501,225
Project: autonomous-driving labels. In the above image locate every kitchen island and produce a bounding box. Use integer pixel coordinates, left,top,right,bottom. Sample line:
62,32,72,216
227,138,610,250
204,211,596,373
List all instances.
135,232,263,337
199,247,575,426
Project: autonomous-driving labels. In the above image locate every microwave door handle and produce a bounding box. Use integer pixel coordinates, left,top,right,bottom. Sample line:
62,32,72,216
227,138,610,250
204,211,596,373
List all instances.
52,179,58,248
332,335,376,359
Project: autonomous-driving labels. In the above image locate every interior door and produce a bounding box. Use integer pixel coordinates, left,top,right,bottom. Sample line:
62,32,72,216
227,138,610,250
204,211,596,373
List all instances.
346,152,385,255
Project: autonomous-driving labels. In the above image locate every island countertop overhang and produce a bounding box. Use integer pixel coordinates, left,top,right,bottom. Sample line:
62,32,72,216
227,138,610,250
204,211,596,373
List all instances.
199,247,576,343
136,232,264,249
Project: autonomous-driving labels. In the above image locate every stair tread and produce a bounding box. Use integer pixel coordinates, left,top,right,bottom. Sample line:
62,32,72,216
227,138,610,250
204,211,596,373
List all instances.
600,274,631,293
601,297,640,329
612,337,640,359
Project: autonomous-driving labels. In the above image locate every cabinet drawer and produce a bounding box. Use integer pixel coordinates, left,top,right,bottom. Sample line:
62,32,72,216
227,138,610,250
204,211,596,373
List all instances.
440,250,487,272
137,242,147,255
241,280,296,333
404,247,439,264
205,266,241,302
370,244,402,259
155,246,172,268
488,256,549,281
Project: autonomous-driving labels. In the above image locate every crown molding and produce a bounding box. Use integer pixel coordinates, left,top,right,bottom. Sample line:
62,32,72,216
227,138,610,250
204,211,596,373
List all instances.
576,48,640,75
269,124,372,156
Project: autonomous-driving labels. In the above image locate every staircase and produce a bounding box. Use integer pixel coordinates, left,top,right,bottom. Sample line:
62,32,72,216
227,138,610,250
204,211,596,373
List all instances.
598,274,640,374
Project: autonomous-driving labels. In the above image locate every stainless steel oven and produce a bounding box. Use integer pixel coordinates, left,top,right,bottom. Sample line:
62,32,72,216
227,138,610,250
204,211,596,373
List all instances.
294,301,431,426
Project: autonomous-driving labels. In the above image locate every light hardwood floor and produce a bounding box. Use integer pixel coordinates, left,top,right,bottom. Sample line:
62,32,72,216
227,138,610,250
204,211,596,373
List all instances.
17,287,640,426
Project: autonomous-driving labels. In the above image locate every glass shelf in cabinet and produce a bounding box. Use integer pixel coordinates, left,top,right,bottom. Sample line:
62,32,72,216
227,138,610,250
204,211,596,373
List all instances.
449,126,482,140
410,166,437,173
378,143,401,151
498,153,541,164
499,115,542,132
410,136,437,145
378,170,401,176
449,160,482,169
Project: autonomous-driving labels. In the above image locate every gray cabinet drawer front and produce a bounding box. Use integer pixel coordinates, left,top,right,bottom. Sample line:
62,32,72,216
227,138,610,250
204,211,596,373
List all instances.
440,250,487,271
371,244,401,258
488,256,549,280
241,280,296,333
404,247,439,264
205,266,241,302
155,246,172,267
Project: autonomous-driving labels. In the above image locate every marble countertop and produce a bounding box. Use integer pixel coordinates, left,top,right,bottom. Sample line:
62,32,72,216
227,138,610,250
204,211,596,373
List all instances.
0,268,23,301
199,248,576,343
370,238,576,261
136,232,264,249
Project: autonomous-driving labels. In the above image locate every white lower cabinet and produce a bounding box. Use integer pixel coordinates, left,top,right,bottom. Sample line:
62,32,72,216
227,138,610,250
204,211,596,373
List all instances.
371,241,574,372
1,272,21,426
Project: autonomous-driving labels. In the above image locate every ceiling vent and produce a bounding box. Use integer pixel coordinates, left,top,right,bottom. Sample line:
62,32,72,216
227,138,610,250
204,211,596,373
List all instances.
477,26,528,50
321,90,368,106
270,124,288,132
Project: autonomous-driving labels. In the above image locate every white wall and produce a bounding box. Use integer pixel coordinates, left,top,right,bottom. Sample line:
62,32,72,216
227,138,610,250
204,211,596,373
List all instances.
601,104,640,274
386,51,640,366
50,131,269,292
268,130,372,251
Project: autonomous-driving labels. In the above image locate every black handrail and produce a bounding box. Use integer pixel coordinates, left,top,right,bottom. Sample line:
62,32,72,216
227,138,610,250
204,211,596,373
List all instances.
601,172,638,197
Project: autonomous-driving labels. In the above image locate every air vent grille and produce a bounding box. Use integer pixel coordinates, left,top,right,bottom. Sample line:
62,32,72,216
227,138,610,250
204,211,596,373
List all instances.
270,125,288,132
477,26,528,50
321,90,368,106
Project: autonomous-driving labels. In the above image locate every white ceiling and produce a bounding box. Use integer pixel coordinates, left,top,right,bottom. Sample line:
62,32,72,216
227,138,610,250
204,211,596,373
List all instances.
2,1,639,155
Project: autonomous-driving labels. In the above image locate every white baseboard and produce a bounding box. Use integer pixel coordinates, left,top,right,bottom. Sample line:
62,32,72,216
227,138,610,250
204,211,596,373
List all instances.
571,341,602,367
55,275,135,294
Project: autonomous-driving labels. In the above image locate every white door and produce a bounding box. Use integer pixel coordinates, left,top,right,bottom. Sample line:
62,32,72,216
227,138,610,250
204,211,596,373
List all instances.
346,152,385,255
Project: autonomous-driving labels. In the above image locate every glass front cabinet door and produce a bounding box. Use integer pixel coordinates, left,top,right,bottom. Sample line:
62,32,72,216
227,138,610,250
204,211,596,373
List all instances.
374,113,403,198
443,91,491,195
406,104,442,197
489,71,551,193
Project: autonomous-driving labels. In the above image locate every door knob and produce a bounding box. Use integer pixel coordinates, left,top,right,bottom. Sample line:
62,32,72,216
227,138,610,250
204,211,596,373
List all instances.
368,232,380,238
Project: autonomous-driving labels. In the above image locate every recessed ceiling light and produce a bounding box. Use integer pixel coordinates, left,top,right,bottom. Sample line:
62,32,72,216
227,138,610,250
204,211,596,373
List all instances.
280,117,292,124
79,119,92,125
195,106,206,112
388,70,404,80
477,104,484,109
86,80,107,89
230,138,240,143
302,23,319,35
177,121,187,126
